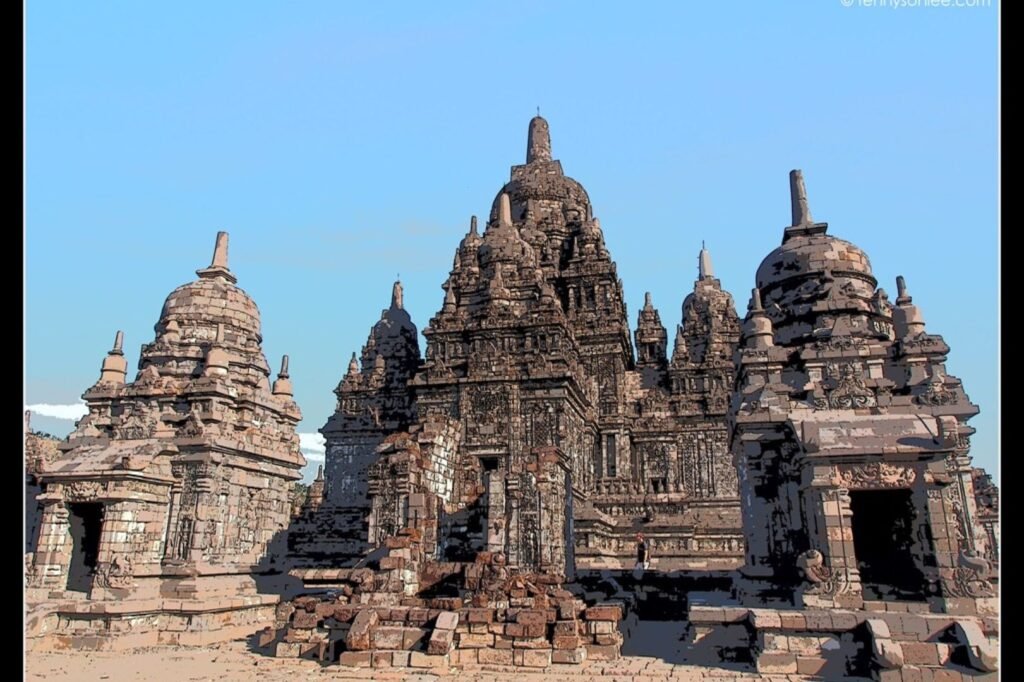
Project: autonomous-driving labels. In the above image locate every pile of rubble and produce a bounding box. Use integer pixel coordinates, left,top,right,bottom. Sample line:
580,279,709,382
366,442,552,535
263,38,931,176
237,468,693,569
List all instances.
265,551,628,668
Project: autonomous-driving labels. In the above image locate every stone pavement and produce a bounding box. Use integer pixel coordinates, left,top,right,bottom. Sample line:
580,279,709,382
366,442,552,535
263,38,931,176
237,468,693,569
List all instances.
25,638,822,682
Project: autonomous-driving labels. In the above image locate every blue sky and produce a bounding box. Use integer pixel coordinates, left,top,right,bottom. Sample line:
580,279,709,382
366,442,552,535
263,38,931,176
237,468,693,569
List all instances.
26,2,999,483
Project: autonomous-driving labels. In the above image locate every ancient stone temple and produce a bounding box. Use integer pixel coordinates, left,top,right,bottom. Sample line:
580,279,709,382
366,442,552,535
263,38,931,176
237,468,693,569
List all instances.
25,232,306,650
298,116,745,579
23,116,999,675
687,171,998,679
731,170,996,612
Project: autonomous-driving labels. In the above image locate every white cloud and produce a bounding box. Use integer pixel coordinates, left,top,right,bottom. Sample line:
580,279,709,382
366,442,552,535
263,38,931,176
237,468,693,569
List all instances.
24,408,330,463
25,402,88,421
299,432,326,462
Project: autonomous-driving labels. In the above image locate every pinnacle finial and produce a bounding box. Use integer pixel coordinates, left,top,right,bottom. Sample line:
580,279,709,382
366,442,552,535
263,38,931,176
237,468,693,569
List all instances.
197,231,237,282
272,354,294,397
644,292,653,310
699,244,714,280
470,215,478,235
527,115,552,164
315,465,324,481
789,170,813,226
100,331,129,384
895,275,911,304
498,193,513,227
744,288,774,349
211,231,229,269
391,280,404,310
750,288,764,312
347,352,359,375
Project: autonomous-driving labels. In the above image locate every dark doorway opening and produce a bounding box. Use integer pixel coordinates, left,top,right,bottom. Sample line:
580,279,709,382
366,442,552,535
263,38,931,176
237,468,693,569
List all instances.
849,489,926,600
66,502,104,593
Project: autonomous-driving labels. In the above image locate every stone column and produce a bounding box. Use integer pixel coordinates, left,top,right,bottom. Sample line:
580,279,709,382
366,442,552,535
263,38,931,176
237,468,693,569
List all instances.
485,472,507,554
191,469,219,563
920,481,994,613
30,499,72,588
799,481,863,609
667,443,680,493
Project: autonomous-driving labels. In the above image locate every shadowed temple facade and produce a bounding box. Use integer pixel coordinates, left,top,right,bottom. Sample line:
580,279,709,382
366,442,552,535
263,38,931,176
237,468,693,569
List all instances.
26,117,998,677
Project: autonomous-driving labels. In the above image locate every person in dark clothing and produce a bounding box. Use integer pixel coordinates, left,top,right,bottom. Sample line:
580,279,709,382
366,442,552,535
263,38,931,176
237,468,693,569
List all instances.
634,532,650,577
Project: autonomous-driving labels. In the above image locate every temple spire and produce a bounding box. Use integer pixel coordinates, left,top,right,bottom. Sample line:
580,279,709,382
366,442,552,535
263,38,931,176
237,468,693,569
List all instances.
895,275,912,305
197,231,237,283
892,275,926,339
99,330,128,385
526,115,552,164
789,170,813,226
272,354,294,397
674,324,687,355
498,192,513,228
644,292,654,311
346,352,360,376
699,243,714,280
750,288,764,312
391,280,404,310
443,280,457,312
470,215,478,235
744,289,774,349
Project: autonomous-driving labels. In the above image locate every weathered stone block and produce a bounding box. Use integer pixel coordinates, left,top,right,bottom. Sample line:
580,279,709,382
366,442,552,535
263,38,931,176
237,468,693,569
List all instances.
457,632,494,648
403,627,428,649
427,628,454,655
478,647,513,665
594,633,622,646
585,643,620,661
552,634,581,649
379,556,405,570
408,651,448,668
516,609,547,625
371,625,405,649
796,656,828,675
757,652,798,674
515,648,552,667
466,608,493,623
585,605,623,622
553,621,577,636
902,642,941,666
338,651,372,667
345,609,378,651
291,610,319,629
371,651,393,668
435,611,459,630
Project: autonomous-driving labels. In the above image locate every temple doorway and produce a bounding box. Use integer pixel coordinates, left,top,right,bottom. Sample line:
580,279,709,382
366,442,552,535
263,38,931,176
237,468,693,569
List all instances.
849,489,926,600
66,502,104,593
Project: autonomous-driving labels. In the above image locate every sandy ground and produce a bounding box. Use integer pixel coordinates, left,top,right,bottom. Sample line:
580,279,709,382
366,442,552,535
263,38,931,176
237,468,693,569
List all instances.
26,637,816,682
